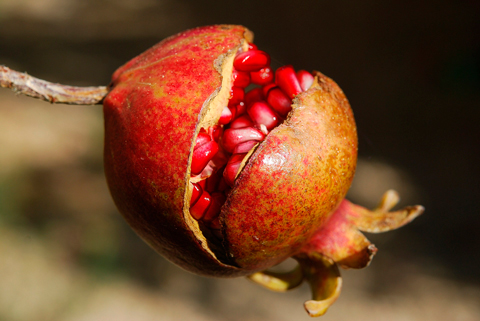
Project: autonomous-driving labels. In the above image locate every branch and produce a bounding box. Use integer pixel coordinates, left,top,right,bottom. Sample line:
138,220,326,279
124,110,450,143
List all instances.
0,65,108,105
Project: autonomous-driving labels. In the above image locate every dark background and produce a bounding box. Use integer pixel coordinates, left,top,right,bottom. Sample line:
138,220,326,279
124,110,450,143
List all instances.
0,1,479,320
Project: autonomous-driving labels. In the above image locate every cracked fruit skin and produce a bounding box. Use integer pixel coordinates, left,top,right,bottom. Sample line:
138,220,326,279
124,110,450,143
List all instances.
103,25,357,277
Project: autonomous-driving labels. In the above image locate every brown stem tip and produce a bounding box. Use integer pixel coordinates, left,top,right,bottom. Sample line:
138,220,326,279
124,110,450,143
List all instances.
0,65,108,105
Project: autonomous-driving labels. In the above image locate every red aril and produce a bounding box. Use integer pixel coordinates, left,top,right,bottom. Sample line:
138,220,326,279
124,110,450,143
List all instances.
190,189,212,220
223,153,247,186
203,192,226,222
222,127,265,153
232,69,251,88
219,106,233,125
234,102,246,116
250,67,274,85
244,88,264,108
233,140,258,154
194,132,212,149
267,88,292,117
190,182,203,206
230,114,254,129
247,101,280,130
191,141,219,175
296,70,314,91
229,86,245,106
275,65,302,98
210,125,223,142
233,50,271,72
228,106,237,119
262,83,277,97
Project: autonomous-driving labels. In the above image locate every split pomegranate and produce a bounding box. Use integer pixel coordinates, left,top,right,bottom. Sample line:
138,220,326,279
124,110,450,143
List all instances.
101,25,424,317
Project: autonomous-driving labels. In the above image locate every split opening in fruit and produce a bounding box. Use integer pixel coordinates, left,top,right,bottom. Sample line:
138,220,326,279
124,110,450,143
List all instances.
188,43,315,238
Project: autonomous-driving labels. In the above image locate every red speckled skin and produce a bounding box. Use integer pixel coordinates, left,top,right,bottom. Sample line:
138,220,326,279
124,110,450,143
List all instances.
222,72,357,270
103,25,357,277
103,25,251,277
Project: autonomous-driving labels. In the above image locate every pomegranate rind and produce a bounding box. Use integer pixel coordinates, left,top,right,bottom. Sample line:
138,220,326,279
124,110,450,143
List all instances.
222,72,358,270
103,25,253,277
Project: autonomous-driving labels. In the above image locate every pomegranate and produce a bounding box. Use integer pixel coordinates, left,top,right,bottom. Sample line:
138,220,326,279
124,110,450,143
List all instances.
103,24,356,275
102,25,424,316
0,24,424,317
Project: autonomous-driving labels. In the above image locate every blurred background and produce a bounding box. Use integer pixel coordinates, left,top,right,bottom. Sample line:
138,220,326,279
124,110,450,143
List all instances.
0,0,479,320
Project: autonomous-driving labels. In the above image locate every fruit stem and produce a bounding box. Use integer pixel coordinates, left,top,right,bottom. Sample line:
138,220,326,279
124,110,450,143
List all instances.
0,65,108,105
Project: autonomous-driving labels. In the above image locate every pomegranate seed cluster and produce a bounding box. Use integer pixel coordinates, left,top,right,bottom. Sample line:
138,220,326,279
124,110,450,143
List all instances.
189,44,315,234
